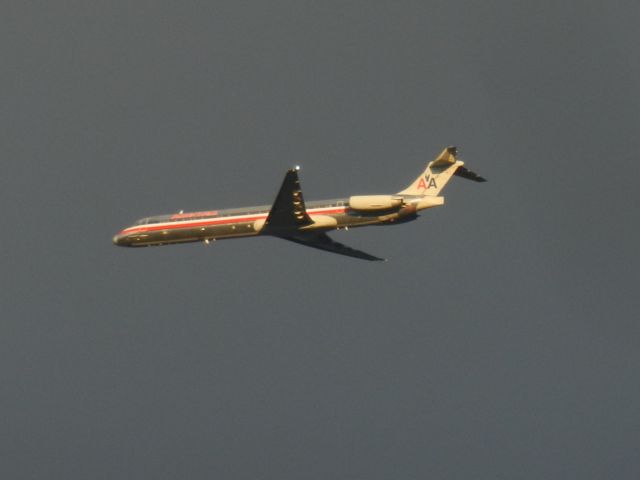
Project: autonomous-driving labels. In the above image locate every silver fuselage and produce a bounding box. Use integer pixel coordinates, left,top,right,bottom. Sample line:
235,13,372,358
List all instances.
113,196,440,247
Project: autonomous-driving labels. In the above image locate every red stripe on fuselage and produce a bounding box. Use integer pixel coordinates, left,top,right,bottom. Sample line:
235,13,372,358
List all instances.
120,207,347,236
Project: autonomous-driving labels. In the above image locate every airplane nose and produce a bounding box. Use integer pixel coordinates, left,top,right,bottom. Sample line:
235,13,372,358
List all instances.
113,233,126,246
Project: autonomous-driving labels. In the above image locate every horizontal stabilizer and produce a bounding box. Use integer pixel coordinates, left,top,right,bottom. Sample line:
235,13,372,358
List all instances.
454,166,487,182
430,146,458,167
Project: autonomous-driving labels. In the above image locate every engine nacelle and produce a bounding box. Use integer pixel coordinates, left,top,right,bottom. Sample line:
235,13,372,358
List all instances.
348,195,403,212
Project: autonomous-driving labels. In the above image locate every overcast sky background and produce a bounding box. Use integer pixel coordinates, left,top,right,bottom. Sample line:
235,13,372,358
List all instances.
2,1,639,479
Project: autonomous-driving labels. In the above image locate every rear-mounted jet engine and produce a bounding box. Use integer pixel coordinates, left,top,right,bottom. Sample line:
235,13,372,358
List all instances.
348,195,404,212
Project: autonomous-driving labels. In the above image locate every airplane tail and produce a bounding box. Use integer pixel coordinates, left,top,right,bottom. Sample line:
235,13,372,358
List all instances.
397,146,485,196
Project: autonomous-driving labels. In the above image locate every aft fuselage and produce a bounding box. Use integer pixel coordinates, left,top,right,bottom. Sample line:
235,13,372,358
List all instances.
113,196,441,247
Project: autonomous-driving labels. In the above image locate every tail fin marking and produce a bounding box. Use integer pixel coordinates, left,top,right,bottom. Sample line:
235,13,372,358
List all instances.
398,146,463,196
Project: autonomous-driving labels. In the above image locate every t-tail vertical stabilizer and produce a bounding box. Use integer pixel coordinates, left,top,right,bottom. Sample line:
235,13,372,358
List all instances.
398,146,485,197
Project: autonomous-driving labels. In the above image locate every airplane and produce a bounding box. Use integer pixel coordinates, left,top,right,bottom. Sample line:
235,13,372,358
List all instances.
113,146,485,261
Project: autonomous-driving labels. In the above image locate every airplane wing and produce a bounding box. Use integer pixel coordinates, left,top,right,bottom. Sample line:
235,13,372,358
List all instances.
264,168,313,231
280,232,385,261
265,168,385,261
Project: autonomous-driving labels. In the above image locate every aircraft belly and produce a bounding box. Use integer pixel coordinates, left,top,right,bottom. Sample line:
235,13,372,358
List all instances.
265,213,379,234
208,222,259,239
338,213,382,228
127,222,259,246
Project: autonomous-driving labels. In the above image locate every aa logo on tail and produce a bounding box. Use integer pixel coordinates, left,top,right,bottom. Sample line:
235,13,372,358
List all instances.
417,175,438,191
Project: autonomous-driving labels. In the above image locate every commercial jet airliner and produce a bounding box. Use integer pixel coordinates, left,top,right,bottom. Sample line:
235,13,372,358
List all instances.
113,146,485,261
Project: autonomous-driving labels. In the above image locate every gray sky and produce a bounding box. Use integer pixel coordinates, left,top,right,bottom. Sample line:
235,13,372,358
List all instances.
2,1,639,479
